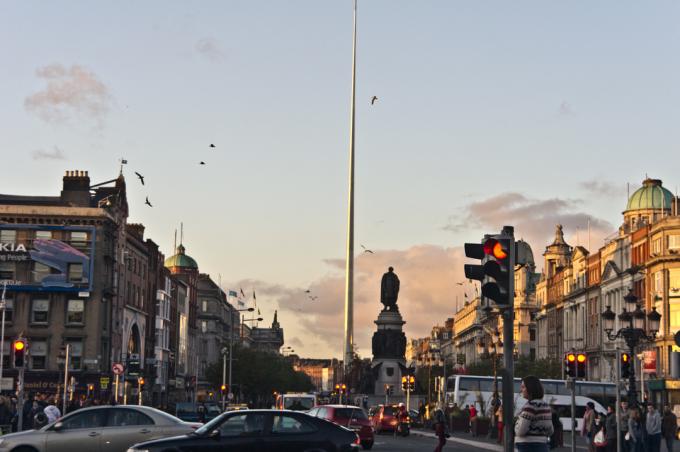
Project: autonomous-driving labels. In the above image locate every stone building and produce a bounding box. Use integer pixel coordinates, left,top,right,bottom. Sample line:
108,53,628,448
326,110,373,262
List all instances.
249,311,284,353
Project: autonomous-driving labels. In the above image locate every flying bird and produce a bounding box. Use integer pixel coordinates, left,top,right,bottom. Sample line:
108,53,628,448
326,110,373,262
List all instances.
361,244,373,254
134,172,145,185
209,144,216,148
308,296,318,301
200,161,206,165
371,96,378,105
305,290,311,294
456,281,465,286
145,197,153,207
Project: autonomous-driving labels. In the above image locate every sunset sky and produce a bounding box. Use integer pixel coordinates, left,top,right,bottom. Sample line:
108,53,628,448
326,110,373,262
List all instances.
2,1,680,358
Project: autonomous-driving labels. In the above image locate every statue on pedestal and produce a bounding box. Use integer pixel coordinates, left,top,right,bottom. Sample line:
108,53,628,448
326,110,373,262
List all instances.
380,267,400,312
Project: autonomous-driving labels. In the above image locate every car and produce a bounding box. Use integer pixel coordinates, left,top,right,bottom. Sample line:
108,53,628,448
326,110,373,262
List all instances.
370,404,400,433
175,402,221,422
0,405,201,452
308,404,374,450
127,409,361,452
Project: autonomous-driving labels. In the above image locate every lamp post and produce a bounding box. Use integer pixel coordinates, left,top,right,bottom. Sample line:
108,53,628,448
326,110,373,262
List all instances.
601,289,661,407
477,327,502,439
228,307,254,406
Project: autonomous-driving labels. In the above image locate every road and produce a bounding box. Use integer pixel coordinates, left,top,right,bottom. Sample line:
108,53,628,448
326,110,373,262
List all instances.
370,432,486,452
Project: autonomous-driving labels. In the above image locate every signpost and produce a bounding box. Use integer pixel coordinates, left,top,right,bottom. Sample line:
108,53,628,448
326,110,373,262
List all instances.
112,362,124,403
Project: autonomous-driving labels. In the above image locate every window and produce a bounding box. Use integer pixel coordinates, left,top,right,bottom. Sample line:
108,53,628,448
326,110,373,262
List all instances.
67,340,83,370
201,321,207,333
0,263,14,280
66,299,85,324
31,340,47,370
35,230,52,240
70,231,88,248
32,262,51,283
0,230,16,244
58,409,107,430
68,263,84,283
202,300,208,312
2,299,13,323
670,236,680,250
31,299,49,323
654,271,664,296
107,409,154,427
271,415,316,434
217,413,267,437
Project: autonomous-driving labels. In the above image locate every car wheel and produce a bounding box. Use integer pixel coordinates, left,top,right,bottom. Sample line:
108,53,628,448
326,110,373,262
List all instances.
361,440,374,450
12,447,39,452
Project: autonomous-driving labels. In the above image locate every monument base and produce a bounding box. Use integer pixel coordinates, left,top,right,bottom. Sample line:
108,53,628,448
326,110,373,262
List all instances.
371,309,407,396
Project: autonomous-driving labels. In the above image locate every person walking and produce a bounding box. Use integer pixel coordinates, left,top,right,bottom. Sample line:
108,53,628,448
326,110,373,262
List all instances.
433,406,448,452
605,405,618,452
515,375,554,452
550,405,564,449
496,402,504,444
593,413,608,452
43,397,61,424
582,402,597,452
662,406,677,452
647,403,662,452
628,407,645,452
620,401,630,452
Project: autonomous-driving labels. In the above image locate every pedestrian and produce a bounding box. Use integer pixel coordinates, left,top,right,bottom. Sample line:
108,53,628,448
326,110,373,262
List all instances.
0,396,12,434
582,402,596,452
628,407,645,452
470,403,477,420
662,406,677,452
605,405,617,452
593,413,608,452
550,405,564,449
419,401,426,425
496,402,504,443
647,403,662,452
514,375,553,452
433,406,449,452
620,402,630,452
462,405,471,433
44,398,61,424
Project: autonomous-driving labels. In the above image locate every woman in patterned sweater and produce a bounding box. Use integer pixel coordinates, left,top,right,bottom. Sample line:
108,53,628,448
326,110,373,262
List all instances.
515,375,554,452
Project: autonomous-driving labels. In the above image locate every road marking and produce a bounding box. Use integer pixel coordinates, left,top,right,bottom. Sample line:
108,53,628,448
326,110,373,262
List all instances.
412,430,502,451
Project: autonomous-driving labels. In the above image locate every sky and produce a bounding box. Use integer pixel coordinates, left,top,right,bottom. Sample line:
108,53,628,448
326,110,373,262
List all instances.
2,1,680,359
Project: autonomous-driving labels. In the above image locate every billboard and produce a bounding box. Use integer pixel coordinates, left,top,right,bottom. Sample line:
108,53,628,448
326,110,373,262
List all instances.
0,224,95,293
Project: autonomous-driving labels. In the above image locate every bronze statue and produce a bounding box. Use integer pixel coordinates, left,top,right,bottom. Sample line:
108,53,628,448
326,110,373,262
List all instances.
380,266,400,311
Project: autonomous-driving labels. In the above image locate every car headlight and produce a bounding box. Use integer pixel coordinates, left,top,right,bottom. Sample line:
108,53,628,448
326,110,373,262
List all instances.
126,449,149,452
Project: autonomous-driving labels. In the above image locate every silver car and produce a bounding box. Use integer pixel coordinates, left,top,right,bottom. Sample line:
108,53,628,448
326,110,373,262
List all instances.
0,405,201,452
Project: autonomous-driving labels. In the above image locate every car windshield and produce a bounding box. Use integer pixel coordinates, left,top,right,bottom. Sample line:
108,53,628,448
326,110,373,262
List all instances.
383,406,396,416
284,397,314,411
144,407,184,424
334,408,368,420
195,413,229,435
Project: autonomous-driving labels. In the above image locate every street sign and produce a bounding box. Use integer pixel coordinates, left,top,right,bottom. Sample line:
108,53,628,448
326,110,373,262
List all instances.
100,377,110,390
228,392,234,400
112,363,124,375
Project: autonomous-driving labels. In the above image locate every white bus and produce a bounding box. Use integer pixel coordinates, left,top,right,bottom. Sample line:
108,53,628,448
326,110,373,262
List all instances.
275,393,317,412
446,375,615,431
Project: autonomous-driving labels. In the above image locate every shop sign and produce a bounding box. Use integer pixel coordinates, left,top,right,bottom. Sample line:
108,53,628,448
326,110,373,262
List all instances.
100,377,110,390
643,350,657,374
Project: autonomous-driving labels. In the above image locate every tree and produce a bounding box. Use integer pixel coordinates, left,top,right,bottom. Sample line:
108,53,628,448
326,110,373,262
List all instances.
205,345,314,407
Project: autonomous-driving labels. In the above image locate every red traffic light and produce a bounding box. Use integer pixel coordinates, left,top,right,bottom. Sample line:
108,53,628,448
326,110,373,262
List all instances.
483,239,508,260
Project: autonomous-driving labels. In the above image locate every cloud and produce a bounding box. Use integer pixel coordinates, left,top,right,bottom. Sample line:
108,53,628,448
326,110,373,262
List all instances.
31,146,67,161
231,245,468,359
195,37,225,61
558,101,574,116
444,192,615,257
580,180,624,199
24,64,111,126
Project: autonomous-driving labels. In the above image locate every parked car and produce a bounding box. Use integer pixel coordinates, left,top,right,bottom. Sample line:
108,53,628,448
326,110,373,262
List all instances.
370,404,400,433
308,404,374,450
127,409,361,452
175,402,221,422
0,405,200,452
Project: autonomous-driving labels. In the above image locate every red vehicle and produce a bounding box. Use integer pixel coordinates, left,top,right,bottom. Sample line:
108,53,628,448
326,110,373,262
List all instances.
309,404,374,450
369,404,406,434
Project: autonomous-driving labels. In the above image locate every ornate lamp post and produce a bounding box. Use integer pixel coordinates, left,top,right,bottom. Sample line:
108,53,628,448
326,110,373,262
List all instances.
601,289,661,407
477,328,502,438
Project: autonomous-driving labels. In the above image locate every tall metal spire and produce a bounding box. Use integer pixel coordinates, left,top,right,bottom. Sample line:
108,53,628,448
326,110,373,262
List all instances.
343,0,358,375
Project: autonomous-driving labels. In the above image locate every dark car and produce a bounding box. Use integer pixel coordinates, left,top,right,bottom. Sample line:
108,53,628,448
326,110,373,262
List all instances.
308,405,374,450
127,409,361,452
175,402,221,422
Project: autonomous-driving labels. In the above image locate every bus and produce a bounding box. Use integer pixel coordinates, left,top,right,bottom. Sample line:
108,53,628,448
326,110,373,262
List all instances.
275,393,317,412
446,375,615,431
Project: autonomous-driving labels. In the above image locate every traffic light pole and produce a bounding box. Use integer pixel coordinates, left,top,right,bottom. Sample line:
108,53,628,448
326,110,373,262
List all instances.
570,378,576,452
616,350,621,452
501,226,515,452
62,344,70,415
16,367,24,432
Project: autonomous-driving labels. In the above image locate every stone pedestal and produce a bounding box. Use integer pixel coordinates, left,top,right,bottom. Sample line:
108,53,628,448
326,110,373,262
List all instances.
371,310,407,396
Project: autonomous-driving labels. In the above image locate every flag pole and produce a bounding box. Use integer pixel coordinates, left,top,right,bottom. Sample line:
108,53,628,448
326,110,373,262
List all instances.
343,0,358,379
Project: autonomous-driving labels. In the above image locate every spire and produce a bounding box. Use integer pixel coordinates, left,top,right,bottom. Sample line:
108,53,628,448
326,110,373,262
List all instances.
272,310,280,329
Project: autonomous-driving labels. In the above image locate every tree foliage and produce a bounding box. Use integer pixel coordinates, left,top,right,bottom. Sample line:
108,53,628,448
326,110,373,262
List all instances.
464,356,562,380
205,345,314,407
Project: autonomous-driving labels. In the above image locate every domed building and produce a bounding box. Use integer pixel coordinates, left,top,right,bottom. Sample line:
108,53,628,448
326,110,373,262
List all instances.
623,178,674,231
164,244,199,273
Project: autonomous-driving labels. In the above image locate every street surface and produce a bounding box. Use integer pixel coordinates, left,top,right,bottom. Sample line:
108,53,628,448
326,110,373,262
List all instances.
372,432,492,452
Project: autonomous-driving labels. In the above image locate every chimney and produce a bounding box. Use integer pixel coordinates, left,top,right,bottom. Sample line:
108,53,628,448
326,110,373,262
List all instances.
60,170,91,206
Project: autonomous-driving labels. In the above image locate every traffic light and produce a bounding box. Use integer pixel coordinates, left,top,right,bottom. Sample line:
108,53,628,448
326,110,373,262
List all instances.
88,384,94,392
576,353,587,379
564,352,577,378
138,377,146,390
464,232,515,308
401,376,408,391
12,339,27,368
621,353,631,379
409,375,415,392
221,384,227,395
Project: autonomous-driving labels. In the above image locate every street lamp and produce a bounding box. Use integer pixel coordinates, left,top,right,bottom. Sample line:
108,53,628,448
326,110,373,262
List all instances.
478,327,502,439
601,288,661,407
227,307,254,408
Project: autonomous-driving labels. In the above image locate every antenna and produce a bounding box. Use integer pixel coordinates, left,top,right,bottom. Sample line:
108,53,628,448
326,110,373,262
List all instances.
174,229,177,252
180,222,184,245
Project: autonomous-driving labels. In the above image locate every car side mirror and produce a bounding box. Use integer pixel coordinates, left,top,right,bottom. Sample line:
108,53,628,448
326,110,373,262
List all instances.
53,422,64,432
209,429,221,440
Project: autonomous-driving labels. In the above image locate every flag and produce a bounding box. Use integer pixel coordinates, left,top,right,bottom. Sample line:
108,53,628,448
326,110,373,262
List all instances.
253,290,257,301
240,288,245,297
121,159,128,164
228,290,237,298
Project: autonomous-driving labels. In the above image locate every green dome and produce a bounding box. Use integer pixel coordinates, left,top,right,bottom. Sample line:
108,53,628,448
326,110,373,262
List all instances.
164,244,198,269
626,179,673,212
